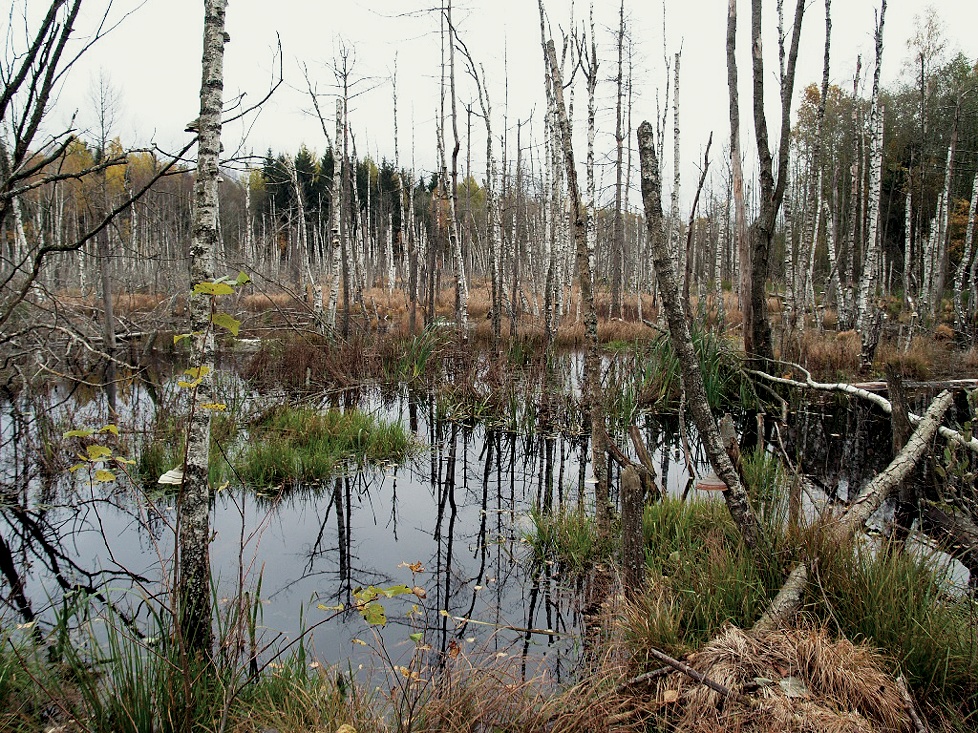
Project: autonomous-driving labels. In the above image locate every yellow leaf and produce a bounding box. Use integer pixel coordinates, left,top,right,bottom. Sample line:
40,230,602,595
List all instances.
183,366,211,379
201,402,227,411
99,424,120,435
663,689,679,704
193,281,235,296
63,428,94,438
86,445,113,461
94,469,116,483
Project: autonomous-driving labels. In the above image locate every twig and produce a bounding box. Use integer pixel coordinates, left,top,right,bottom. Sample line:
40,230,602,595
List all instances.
645,645,747,703
896,675,929,733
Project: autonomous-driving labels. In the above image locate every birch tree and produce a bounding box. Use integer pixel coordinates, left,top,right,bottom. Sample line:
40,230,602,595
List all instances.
855,0,887,366
748,0,806,366
638,121,763,554
179,0,228,659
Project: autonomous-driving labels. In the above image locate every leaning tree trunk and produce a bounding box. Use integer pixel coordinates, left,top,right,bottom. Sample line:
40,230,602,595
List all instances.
638,121,764,555
180,0,227,660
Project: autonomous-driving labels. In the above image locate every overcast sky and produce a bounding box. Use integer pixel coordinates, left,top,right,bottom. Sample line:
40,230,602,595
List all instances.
41,0,978,205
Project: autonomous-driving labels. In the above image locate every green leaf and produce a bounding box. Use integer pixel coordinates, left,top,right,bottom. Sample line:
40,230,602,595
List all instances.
177,379,201,389
174,333,192,345
63,429,95,439
86,445,113,461
99,425,120,436
380,584,412,598
94,469,116,483
409,632,424,644
361,602,387,626
234,271,252,286
211,312,241,336
193,281,235,296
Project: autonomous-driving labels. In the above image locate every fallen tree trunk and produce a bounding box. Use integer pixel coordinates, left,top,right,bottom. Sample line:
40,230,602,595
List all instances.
749,366,978,455
754,389,955,632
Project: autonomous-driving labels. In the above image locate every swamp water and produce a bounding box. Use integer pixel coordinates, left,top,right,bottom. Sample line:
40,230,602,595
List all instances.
0,370,922,681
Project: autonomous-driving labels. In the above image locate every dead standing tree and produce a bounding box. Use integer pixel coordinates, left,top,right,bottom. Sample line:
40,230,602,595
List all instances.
638,121,764,554
542,35,610,532
746,0,806,366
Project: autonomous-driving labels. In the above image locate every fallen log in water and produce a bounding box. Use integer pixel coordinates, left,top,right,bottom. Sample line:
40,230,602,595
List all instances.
754,389,955,632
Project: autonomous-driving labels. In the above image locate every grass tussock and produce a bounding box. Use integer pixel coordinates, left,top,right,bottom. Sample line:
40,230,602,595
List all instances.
653,625,910,733
523,506,617,576
236,405,415,489
419,656,656,733
810,538,978,707
782,329,862,379
0,610,381,733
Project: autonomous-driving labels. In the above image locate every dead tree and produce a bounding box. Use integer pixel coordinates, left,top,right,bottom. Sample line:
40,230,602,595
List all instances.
638,121,764,554
747,0,807,366
755,389,954,631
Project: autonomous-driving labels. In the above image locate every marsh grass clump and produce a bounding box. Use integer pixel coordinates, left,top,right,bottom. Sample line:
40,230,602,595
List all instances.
810,537,978,708
627,497,783,659
607,324,746,417
2,599,377,733
235,405,415,490
523,507,617,576
652,625,910,733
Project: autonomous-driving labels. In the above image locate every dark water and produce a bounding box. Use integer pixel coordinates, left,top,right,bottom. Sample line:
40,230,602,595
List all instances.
1,372,961,679
0,376,700,679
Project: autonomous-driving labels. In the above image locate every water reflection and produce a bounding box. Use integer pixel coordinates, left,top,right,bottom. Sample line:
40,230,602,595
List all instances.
2,374,903,680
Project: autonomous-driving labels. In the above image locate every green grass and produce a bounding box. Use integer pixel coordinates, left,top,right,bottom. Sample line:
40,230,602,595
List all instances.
811,539,978,707
605,323,750,421
234,405,415,490
523,506,617,576
0,596,368,733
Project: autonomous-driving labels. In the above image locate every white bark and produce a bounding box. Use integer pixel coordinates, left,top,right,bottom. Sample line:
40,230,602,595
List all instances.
855,1,887,334
180,0,227,658
954,172,978,332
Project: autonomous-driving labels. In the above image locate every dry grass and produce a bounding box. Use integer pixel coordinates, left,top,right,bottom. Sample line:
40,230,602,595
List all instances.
417,651,656,733
783,330,862,378
652,625,911,733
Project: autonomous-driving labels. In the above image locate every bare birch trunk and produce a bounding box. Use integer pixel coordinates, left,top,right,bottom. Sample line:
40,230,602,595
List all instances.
727,0,751,341
327,100,342,329
544,39,608,532
855,0,886,347
611,0,626,318
180,0,227,659
954,172,978,333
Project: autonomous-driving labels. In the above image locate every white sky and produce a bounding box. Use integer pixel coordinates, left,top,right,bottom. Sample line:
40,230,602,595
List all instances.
41,0,978,205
